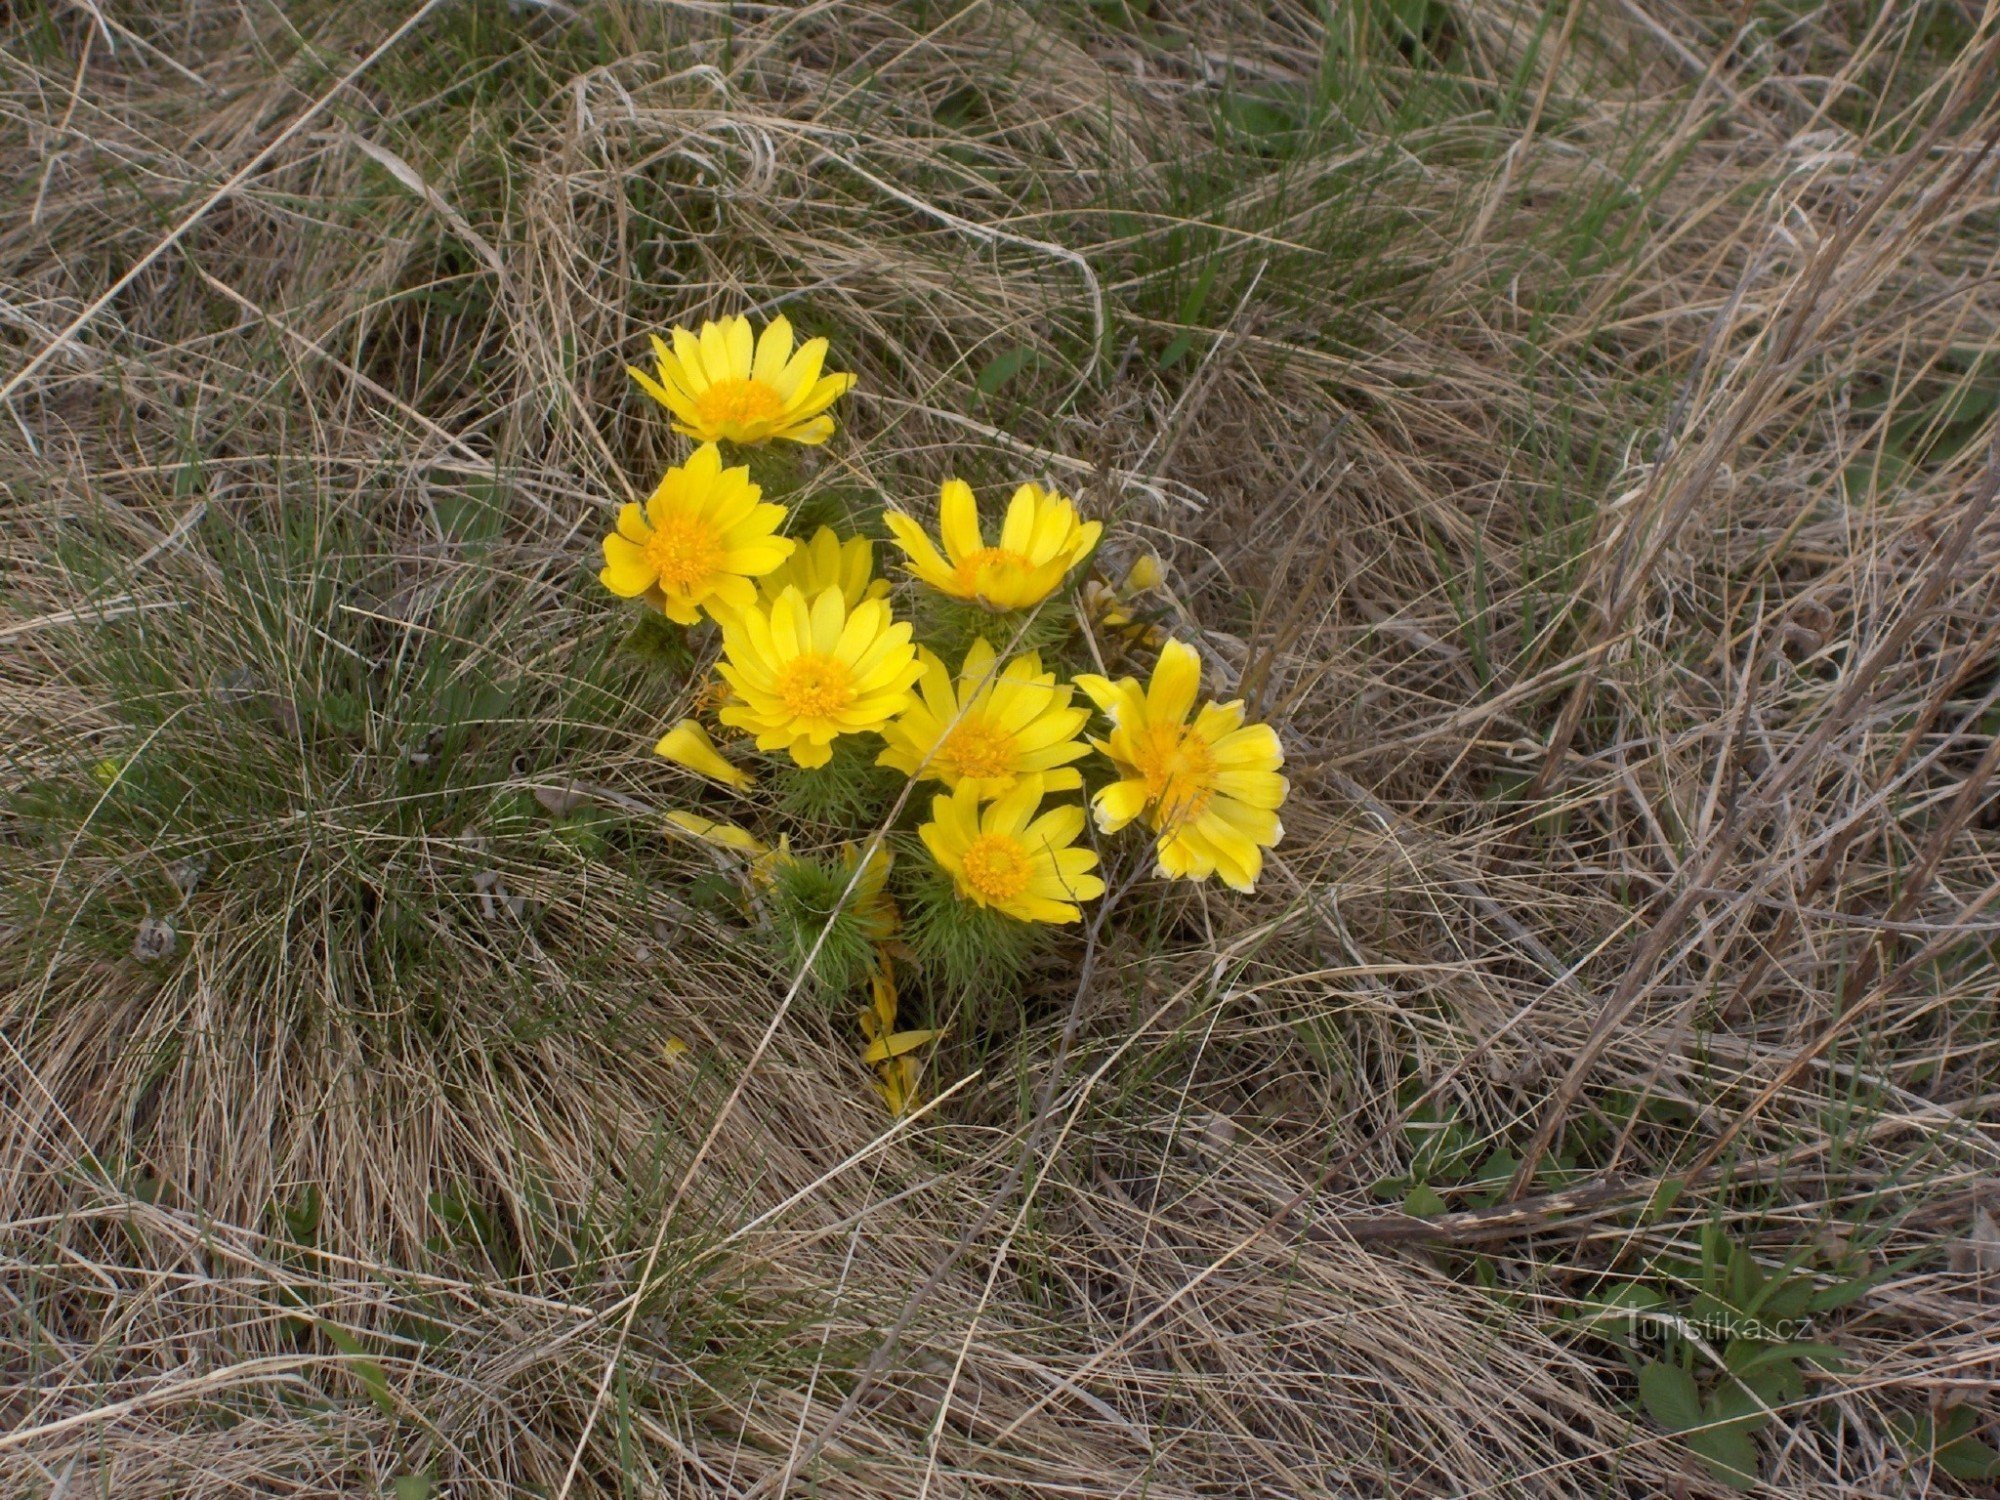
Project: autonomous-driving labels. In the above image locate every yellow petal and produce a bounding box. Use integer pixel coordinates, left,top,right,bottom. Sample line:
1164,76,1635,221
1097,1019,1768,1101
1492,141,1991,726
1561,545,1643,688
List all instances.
1146,639,1203,725
775,335,829,402
601,534,657,597
1000,484,1039,554
655,720,755,789
752,315,794,385
861,1028,943,1065
670,327,710,391
1092,777,1149,833
938,479,982,564
884,511,961,593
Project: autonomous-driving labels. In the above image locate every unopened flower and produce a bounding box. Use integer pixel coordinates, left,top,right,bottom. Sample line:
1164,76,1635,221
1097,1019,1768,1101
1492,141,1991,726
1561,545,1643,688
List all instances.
663,808,767,856
1083,551,1169,648
918,776,1104,924
1121,553,1165,593
715,585,922,768
885,479,1099,611
859,967,936,1117
599,443,793,623
629,314,854,446
655,719,755,789
1075,639,1286,892
840,841,900,949
877,637,1090,799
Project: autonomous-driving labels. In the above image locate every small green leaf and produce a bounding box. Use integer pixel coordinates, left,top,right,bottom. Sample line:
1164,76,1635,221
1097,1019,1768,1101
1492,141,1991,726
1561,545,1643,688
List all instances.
1757,1277,1815,1320
1726,1241,1766,1309
1893,1409,2000,1481
1402,1182,1448,1218
391,1477,435,1500
1157,331,1195,370
1175,261,1217,326
1709,1381,1773,1436
1639,1361,1703,1432
318,1322,396,1415
975,347,1034,397
1687,1424,1761,1490
1938,1440,2000,1483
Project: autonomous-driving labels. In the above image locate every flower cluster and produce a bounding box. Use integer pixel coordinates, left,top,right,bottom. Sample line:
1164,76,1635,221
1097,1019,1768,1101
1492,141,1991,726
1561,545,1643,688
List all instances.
605,314,1288,1113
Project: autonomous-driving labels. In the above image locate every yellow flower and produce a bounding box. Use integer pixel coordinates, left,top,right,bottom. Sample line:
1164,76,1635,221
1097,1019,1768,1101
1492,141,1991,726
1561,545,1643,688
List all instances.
1075,639,1287,893
715,585,922,768
600,443,794,624
628,314,855,446
918,776,1105,924
877,637,1091,800
758,525,889,609
884,479,1101,611
655,719,755,789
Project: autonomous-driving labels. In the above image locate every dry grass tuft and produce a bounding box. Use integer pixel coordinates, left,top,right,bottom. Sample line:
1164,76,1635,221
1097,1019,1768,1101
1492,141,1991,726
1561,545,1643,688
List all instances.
4,1,2000,1494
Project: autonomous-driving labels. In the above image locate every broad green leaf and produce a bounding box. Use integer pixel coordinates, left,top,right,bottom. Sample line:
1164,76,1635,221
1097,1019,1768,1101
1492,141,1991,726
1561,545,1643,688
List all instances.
1893,1410,2000,1482
975,348,1034,397
1402,1182,1448,1218
1687,1424,1761,1490
1638,1362,1703,1432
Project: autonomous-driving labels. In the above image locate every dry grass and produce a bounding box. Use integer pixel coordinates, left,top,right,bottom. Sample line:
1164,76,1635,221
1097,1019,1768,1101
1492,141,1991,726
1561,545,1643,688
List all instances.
4,0,2000,1494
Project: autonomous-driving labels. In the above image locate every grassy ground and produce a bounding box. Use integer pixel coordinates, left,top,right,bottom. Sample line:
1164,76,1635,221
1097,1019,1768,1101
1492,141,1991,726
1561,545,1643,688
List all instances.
4,1,2000,1494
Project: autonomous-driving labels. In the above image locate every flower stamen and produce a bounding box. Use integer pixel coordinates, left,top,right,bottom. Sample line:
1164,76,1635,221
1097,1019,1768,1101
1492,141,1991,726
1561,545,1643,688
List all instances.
695,378,787,433
1130,722,1217,824
958,833,1033,901
940,717,1019,780
774,654,856,719
952,545,1033,595
643,514,725,590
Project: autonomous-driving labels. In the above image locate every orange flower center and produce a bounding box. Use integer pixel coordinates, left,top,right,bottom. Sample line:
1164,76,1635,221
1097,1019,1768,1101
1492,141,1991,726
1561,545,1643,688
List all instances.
644,513,723,591
959,832,1033,902
695,377,787,434
1130,723,1216,825
773,653,854,719
941,714,1018,781
952,546,1034,596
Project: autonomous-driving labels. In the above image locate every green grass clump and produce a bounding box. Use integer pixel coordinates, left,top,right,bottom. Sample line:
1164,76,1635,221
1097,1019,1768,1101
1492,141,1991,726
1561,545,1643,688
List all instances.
763,849,891,1002
765,737,903,828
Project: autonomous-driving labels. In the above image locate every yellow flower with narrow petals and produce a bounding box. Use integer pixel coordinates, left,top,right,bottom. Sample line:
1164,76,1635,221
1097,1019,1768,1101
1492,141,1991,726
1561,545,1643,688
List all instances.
758,525,889,609
600,443,793,624
629,314,855,446
877,638,1090,800
655,719,754,789
919,776,1105,924
1075,639,1287,893
715,585,922,768
884,479,1100,611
